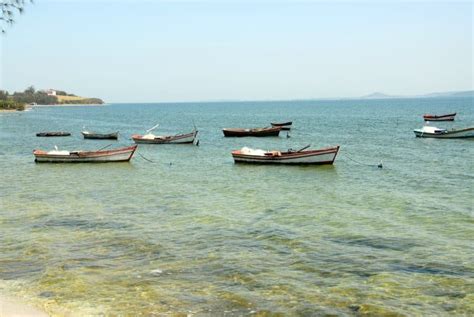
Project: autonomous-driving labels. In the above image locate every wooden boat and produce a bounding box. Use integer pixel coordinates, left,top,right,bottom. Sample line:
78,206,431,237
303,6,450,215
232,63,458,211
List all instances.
82,131,119,140
232,145,340,165
36,132,71,137
33,145,137,163
132,130,198,144
223,126,281,137
271,121,292,130
423,113,456,121
414,125,474,138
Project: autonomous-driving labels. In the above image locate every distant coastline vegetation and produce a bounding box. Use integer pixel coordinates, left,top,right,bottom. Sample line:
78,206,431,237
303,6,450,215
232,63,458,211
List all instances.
0,86,104,110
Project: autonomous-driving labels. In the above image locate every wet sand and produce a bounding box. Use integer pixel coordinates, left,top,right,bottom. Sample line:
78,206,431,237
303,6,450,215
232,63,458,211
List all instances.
0,295,48,317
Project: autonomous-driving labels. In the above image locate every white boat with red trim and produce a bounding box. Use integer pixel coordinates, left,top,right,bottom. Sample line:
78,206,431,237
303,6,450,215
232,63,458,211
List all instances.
231,145,340,165
33,145,137,163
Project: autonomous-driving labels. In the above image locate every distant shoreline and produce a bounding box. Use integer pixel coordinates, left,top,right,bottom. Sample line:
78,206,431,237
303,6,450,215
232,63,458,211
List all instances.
33,103,105,107
0,109,19,113
0,104,105,112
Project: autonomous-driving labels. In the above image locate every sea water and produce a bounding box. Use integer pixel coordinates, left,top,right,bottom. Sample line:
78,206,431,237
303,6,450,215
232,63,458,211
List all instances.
0,97,473,315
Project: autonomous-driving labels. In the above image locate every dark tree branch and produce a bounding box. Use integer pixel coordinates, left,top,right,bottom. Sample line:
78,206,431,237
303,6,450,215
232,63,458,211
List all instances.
1,0,33,34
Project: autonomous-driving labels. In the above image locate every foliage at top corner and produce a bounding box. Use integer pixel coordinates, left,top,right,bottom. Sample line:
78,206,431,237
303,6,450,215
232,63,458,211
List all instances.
1,0,33,34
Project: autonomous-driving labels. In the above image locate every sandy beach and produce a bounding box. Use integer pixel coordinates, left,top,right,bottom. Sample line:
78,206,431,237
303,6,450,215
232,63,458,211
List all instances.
0,109,21,113
32,104,105,107
0,295,48,317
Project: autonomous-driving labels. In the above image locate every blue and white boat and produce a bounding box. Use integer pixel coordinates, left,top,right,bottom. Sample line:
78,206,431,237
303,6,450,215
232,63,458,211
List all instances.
414,125,474,138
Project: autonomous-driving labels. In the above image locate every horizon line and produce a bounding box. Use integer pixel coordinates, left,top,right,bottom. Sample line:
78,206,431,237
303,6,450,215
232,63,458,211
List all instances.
108,93,473,104
107,89,473,104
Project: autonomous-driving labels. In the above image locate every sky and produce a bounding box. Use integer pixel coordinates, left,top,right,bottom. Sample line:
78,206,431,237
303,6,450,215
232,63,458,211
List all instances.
0,0,472,102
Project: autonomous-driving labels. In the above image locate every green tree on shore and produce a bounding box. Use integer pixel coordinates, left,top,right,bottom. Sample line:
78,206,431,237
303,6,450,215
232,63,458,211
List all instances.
0,90,24,110
24,85,35,94
12,87,57,105
0,90,8,100
1,87,104,108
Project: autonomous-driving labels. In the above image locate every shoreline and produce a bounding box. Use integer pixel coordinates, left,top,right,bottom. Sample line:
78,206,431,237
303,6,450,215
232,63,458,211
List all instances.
0,109,21,113
0,294,49,317
0,103,105,113
33,104,105,107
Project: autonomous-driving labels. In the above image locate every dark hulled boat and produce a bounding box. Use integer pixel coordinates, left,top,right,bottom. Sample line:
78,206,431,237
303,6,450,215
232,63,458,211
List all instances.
423,113,456,121
222,126,281,137
270,121,292,130
82,131,119,140
36,132,71,137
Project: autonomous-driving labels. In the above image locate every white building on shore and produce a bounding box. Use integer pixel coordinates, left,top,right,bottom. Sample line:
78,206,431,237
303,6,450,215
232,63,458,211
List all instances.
46,89,57,96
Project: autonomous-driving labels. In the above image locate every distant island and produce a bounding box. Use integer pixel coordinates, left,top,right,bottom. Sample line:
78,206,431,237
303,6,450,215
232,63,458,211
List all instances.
0,86,104,111
360,90,474,100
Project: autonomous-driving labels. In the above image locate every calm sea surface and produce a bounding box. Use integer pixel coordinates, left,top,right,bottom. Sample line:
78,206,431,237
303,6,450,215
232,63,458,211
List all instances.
0,98,473,316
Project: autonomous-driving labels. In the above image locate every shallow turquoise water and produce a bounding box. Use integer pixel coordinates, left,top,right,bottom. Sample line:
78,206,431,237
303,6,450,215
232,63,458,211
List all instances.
0,98,473,316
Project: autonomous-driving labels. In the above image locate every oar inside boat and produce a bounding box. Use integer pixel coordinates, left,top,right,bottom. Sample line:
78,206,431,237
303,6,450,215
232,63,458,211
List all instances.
296,144,311,152
146,123,160,133
97,144,113,151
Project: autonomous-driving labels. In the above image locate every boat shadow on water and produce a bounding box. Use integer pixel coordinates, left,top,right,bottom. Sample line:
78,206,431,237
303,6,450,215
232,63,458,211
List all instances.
33,161,137,171
232,162,337,172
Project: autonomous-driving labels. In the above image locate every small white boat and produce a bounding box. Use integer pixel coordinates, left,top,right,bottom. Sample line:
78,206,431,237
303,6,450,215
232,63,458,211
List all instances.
33,145,137,163
132,130,198,144
232,145,340,165
414,125,474,138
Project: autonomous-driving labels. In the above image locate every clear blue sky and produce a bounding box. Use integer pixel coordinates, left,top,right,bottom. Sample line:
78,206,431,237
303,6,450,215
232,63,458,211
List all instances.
0,0,472,102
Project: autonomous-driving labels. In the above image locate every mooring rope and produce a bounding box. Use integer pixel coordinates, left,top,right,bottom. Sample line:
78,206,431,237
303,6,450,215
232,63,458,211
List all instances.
137,152,156,163
345,154,383,168
137,151,174,166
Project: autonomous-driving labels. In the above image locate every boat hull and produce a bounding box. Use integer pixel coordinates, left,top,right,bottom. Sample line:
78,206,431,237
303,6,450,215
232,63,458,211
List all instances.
414,127,474,138
34,145,137,163
82,131,119,140
132,131,197,144
223,127,281,137
36,132,71,137
271,122,292,130
423,113,456,121
232,146,340,165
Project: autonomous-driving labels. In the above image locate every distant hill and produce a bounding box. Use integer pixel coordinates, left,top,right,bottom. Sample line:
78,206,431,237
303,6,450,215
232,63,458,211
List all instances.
422,90,474,98
360,92,397,99
360,90,473,99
